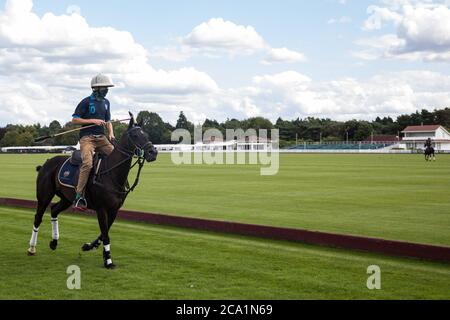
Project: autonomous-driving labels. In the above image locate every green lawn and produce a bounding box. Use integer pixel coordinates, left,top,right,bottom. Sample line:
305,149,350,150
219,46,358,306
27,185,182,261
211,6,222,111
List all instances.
0,153,449,246
0,207,449,300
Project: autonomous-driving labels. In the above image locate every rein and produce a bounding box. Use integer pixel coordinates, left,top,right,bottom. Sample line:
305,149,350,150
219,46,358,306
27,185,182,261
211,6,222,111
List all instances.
93,127,148,197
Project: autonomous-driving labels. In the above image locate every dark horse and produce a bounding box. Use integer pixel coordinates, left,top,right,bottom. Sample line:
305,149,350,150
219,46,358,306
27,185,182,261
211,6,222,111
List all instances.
28,116,158,269
425,146,436,162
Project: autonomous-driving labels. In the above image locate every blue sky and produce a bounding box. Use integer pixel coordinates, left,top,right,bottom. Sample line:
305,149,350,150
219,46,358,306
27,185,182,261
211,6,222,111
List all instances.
0,0,449,125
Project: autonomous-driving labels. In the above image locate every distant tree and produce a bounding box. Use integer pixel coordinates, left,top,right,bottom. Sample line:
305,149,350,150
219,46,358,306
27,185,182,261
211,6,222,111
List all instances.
275,117,297,141
16,131,34,146
434,108,450,128
396,114,413,131
203,119,220,128
112,121,128,141
354,121,373,141
344,120,360,141
0,125,37,147
222,118,242,130
0,130,20,147
56,122,79,146
242,117,274,131
164,122,175,134
176,111,189,130
323,122,345,141
420,109,435,125
410,111,424,126
49,120,62,134
0,127,6,142
137,111,172,144
175,111,194,139
203,118,222,130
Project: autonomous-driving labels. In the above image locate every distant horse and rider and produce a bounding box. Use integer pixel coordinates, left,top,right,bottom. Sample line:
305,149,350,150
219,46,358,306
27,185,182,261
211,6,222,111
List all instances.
28,74,158,269
424,138,436,162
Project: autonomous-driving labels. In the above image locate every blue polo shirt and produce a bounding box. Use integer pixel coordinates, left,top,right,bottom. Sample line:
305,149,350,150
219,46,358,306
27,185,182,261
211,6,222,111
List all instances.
73,95,111,138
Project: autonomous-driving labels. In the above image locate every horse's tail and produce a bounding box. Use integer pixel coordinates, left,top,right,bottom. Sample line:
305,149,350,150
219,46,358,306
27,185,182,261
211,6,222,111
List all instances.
36,165,43,172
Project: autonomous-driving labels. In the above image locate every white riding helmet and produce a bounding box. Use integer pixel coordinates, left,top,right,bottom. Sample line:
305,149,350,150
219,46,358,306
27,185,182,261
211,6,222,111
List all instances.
91,74,115,88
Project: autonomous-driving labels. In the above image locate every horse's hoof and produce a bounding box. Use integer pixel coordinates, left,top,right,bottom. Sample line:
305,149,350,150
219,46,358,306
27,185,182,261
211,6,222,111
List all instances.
27,247,36,256
49,240,58,251
82,243,92,252
104,263,116,270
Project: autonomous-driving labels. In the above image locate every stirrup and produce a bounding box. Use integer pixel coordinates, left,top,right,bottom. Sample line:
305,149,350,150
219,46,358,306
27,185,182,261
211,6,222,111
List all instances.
73,197,88,211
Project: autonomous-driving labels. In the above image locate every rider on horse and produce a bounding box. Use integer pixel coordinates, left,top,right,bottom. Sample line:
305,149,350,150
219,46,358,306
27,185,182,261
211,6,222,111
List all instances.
72,74,116,210
424,138,432,149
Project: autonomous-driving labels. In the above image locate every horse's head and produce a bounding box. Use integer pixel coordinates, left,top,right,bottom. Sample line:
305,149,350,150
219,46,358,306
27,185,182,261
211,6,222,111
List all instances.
120,115,158,163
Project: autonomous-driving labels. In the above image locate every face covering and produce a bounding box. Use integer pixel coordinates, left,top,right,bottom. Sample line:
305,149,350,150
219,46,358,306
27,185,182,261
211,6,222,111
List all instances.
93,88,108,100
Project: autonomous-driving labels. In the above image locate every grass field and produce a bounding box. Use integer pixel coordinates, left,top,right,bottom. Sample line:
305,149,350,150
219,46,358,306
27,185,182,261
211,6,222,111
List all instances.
0,153,449,246
1,206,449,300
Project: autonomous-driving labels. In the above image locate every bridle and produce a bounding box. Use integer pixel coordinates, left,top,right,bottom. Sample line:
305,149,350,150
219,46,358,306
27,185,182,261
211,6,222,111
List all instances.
93,126,153,197
116,126,153,158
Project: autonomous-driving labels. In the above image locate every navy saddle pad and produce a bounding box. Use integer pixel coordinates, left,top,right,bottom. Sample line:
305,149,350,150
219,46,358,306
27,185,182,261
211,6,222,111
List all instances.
58,151,104,189
58,158,80,189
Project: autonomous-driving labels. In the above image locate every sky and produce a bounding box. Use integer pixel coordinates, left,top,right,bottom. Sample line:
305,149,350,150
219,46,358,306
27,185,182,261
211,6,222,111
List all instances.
0,0,450,126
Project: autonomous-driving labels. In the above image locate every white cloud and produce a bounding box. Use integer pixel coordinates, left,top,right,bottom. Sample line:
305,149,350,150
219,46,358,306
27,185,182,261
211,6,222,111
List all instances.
149,46,192,62
239,70,450,121
358,1,450,62
182,18,267,54
262,48,306,64
154,18,306,65
362,5,403,30
0,0,218,125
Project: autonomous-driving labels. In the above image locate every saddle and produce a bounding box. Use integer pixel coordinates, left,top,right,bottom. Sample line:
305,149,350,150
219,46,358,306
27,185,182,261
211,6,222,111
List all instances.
58,150,105,189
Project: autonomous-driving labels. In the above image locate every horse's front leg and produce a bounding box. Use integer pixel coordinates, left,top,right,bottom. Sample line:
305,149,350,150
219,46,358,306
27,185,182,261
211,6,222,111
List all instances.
81,210,117,251
82,235,102,252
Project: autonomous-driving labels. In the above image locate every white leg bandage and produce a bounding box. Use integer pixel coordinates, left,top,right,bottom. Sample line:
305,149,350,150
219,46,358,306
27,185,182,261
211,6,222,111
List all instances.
104,244,111,252
30,227,39,247
51,218,59,240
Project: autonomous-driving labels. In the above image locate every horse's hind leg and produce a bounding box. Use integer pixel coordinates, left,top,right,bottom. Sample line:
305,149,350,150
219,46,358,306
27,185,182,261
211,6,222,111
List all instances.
49,199,71,251
28,193,54,256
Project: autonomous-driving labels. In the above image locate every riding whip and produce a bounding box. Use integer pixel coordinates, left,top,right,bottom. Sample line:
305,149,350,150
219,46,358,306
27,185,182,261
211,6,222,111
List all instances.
34,118,131,143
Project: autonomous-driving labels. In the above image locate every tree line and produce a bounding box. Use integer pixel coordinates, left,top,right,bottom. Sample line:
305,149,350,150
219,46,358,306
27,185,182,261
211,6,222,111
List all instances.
1,108,449,148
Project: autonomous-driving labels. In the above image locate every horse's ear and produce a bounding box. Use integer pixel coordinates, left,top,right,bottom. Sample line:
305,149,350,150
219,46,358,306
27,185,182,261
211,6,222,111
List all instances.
128,112,135,129
138,118,143,127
